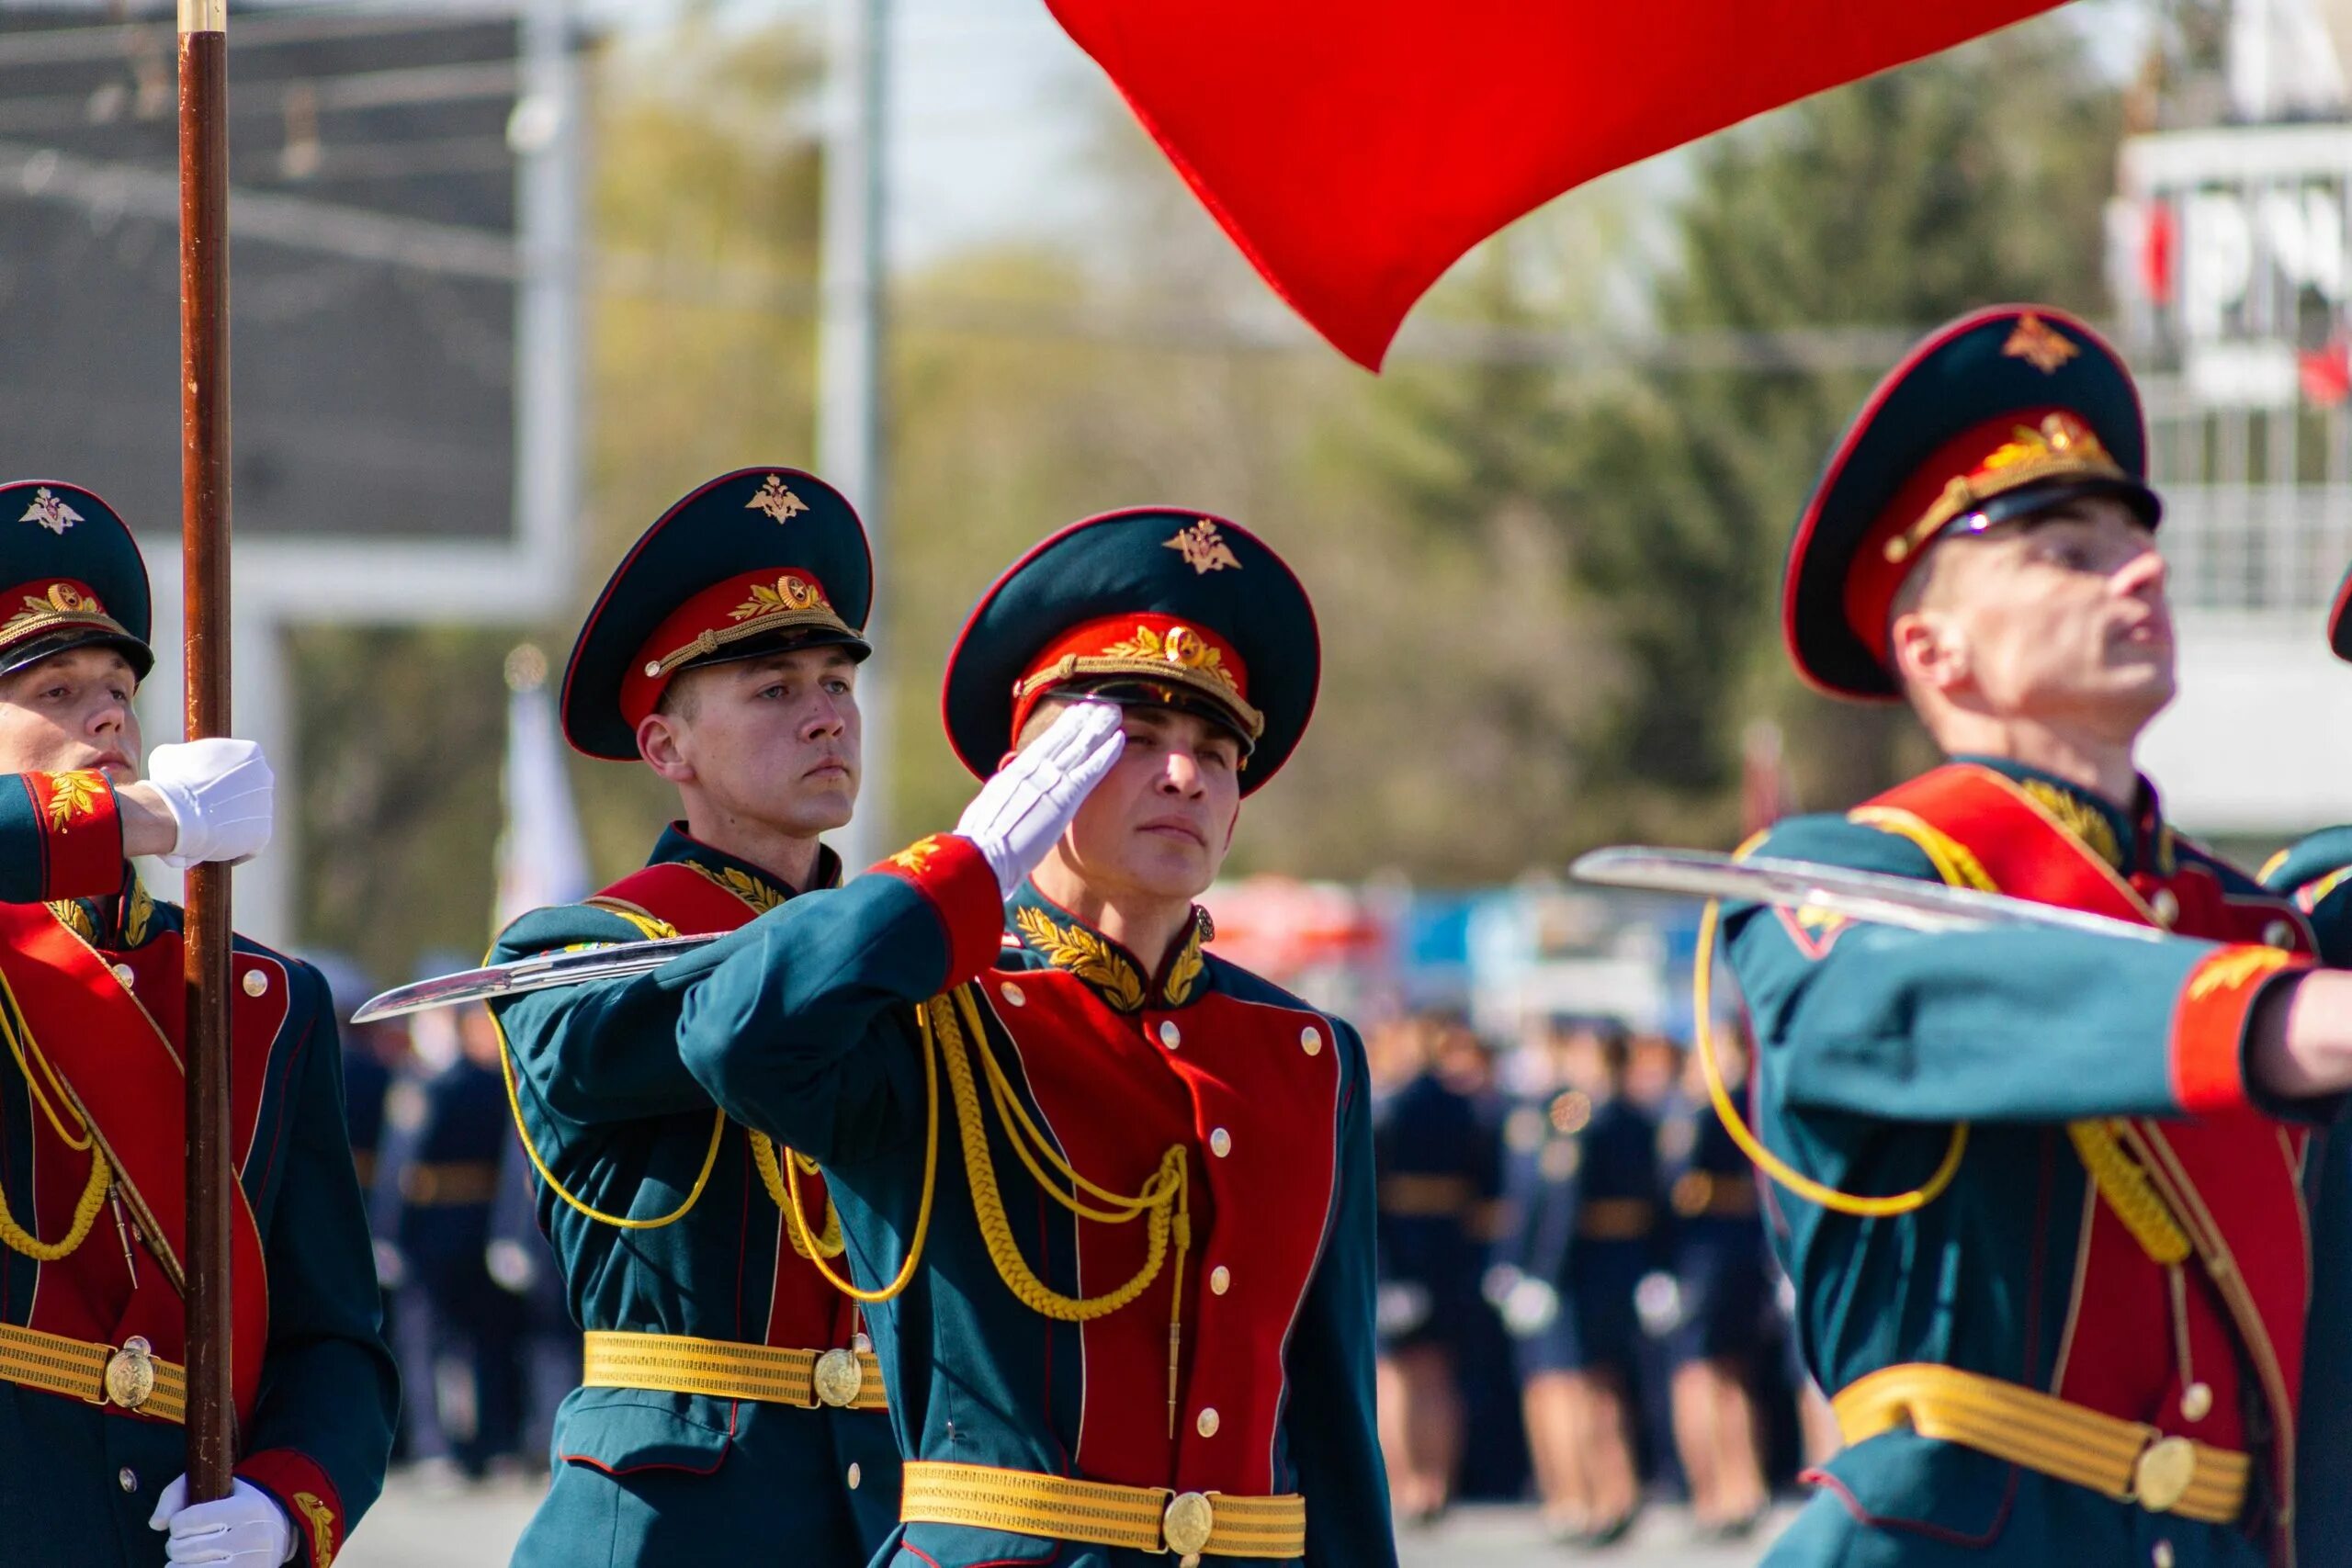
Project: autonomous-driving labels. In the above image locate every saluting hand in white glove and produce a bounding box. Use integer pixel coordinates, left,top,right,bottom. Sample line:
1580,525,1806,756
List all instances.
148,1475,297,1566
954,701,1126,899
144,738,275,870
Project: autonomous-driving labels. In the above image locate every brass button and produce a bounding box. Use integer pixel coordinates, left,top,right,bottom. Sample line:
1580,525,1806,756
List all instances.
2132,1435,2197,1513
1159,1021,1182,1050
1210,1265,1230,1295
1299,1026,1322,1056
1000,981,1026,1008
811,1347,865,1408
846,1462,863,1490
2153,1542,2175,1568
642,660,662,678
110,964,134,988
2150,889,2180,929
1163,1492,1215,1558
1209,1128,1231,1158
2180,1382,2212,1422
241,968,268,998
1195,1406,1219,1438
2263,920,2294,950
117,1468,137,1495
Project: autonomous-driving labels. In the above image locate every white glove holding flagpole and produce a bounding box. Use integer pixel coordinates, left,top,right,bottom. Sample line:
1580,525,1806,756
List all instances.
146,737,275,871
955,701,1126,899
148,1475,297,1565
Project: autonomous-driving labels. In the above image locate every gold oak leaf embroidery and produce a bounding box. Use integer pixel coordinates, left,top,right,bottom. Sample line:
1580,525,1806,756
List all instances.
124,878,153,947
691,861,786,913
291,1492,336,1565
2187,946,2294,1002
888,835,945,875
44,771,104,831
18,488,82,535
748,475,810,523
1013,905,1147,1012
45,900,95,942
2019,779,2121,870
1102,624,1241,692
2002,313,2079,374
1163,519,1241,575
729,575,830,624
1162,921,1205,1006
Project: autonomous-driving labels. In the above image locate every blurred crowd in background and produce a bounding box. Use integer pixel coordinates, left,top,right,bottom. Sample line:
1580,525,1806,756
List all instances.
310,953,577,1490
1368,1007,1838,1553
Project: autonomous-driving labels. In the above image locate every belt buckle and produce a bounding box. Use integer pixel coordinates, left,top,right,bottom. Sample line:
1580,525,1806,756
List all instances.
101,1337,156,1413
2132,1435,2198,1515
811,1347,865,1409
1161,1490,1216,1566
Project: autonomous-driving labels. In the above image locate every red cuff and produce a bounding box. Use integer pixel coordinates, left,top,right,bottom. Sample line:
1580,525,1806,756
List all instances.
2170,944,2308,1115
236,1449,344,1568
869,833,1002,987
22,769,121,900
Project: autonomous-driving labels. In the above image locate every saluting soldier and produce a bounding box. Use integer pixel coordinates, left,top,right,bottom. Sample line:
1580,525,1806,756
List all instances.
1715,305,2352,1567
0,481,394,1565
594,508,1395,1565
486,469,900,1564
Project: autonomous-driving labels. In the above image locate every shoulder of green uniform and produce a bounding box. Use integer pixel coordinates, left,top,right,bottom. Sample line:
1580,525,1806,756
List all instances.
1746,809,1943,882
491,899,671,965
2257,825,2352,902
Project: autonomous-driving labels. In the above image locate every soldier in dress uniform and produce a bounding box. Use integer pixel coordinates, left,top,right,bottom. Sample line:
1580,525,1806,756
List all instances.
0,481,394,1566
1370,1011,1492,1525
1487,1014,1657,1546
486,468,901,1565
383,971,525,1480
567,506,1396,1566
1657,1016,1770,1540
1715,305,2352,1567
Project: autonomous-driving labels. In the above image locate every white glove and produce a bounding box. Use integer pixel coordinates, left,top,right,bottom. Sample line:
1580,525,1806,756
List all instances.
146,738,275,871
954,702,1126,899
148,1476,297,1566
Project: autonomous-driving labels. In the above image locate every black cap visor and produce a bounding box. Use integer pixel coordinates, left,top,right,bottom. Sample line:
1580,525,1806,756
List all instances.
1051,675,1258,757
0,626,154,682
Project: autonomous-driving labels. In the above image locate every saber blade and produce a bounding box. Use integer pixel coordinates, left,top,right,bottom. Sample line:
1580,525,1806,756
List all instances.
1568,847,2171,944
352,933,722,1022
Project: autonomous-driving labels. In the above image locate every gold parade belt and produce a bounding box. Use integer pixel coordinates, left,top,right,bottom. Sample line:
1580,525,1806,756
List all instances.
1833,1363,2247,1525
582,1329,886,1412
0,1322,185,1422
400,1160,502,1207
900,1461,1306,1564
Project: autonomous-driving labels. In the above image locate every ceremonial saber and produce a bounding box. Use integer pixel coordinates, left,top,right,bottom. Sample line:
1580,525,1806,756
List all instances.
352,935,721,1023
178,0,236,1502
1566,847,2172,943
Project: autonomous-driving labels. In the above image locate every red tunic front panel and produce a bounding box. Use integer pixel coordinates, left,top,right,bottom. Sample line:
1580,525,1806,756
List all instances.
979,964,1342,1495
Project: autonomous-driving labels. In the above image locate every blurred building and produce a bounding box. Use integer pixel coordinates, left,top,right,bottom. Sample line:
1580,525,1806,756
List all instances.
2113,0,2352,846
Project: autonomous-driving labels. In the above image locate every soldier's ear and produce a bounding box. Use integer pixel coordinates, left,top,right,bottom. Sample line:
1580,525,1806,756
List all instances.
1888,608,1969,696
636,712,695,785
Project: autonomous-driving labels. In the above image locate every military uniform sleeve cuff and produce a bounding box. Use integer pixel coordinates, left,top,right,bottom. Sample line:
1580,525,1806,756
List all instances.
20,769,121,901
2171,944,2309,1116
867,833,1002,987
235,1450,344,1568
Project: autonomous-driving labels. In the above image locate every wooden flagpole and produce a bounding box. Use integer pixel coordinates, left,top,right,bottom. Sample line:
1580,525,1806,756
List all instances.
177,0,236,1503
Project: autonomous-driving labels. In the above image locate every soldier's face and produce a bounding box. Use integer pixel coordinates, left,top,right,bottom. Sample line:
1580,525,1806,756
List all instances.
638,647,861,838
1894,497,2175,736
0,648,142,784
1047,704,1243,903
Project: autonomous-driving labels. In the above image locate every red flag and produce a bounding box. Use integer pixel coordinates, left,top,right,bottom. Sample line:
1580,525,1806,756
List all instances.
1046,0,2064,368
